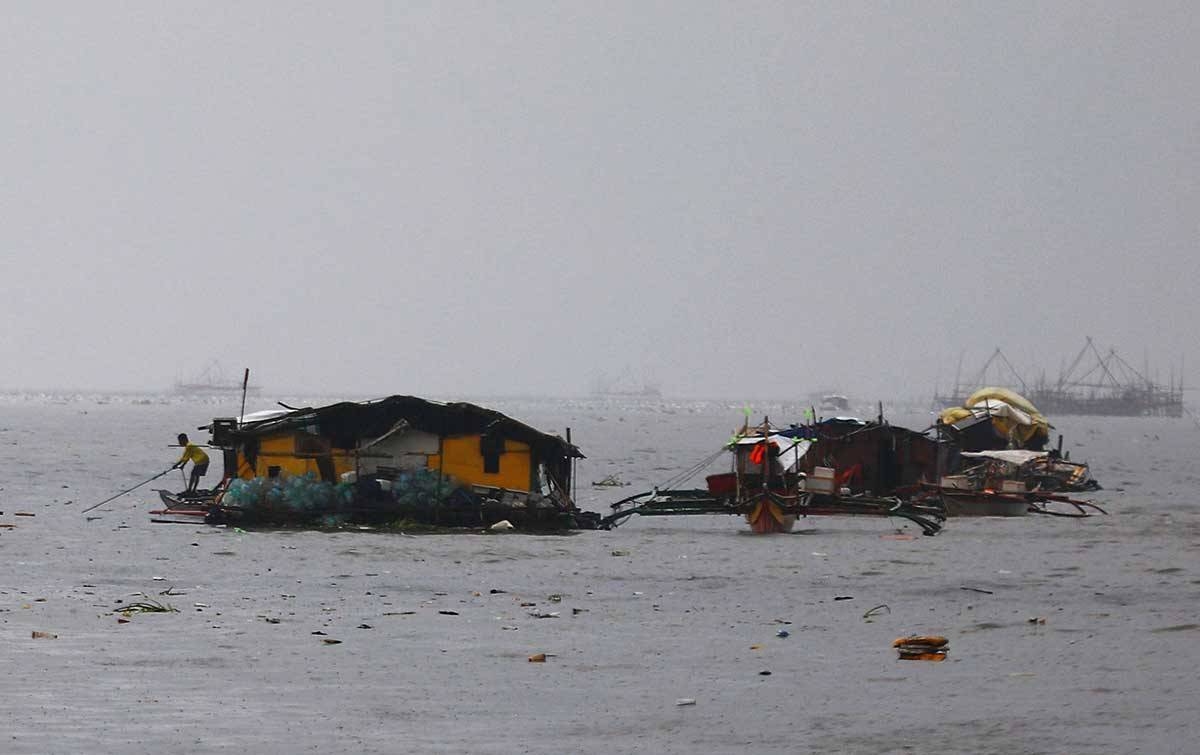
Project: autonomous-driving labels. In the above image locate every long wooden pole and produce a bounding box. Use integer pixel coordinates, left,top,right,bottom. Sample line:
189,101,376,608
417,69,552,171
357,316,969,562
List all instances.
566,427,575,506
238,368,250,427
82,468,174,513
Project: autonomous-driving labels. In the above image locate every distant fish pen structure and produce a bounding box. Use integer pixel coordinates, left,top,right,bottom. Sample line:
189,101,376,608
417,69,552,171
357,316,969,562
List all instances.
935,338,1183,418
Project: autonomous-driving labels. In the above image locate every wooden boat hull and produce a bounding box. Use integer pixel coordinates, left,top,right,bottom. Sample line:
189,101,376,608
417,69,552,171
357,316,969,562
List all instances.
149,508,208,517
744,499,796,533
158,489,217,510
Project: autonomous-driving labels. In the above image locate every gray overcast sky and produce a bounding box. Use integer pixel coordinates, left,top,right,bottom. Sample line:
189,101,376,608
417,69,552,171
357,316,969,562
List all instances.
2,2,1196,400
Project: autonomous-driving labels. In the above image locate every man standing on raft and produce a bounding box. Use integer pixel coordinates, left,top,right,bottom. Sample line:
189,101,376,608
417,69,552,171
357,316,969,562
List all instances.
173,433,210,495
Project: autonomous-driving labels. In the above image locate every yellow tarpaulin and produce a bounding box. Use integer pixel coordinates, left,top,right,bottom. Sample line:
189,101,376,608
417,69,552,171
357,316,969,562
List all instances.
939,387,1050,448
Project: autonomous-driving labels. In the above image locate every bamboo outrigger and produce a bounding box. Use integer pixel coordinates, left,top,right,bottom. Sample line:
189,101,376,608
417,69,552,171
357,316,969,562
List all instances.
599,403,1105,532
599,417,947,535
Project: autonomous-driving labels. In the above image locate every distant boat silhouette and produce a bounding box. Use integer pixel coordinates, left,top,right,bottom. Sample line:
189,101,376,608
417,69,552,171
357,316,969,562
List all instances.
595,385,662,398
173,361,260,396
591,369,662,398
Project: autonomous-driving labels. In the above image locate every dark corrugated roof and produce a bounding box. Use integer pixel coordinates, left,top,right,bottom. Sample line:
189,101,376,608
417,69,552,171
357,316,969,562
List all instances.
230,395,584,459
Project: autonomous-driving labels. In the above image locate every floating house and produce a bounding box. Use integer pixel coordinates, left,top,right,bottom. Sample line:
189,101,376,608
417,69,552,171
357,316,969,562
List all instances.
203,396,586,528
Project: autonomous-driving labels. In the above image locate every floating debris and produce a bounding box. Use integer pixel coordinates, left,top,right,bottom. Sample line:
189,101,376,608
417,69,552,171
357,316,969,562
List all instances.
893,635,948,661
863,604,891,621
116,598,177,616
591,474,629,488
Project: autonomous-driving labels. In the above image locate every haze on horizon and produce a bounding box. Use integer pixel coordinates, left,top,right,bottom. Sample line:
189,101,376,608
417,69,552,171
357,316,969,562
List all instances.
2,3,1196,403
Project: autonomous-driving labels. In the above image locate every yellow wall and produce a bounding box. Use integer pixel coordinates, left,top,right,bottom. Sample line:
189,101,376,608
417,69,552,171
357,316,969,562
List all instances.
428,435,533,491
235,431,533,491
237,434,356,480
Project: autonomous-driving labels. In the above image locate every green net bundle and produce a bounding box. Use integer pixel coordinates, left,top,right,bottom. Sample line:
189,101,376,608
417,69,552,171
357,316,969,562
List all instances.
223,474,354,523
219,468,486,526
390,469,458,509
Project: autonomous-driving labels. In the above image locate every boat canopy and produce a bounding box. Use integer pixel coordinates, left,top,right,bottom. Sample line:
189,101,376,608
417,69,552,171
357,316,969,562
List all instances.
731,434,813,473
960,449,1048,466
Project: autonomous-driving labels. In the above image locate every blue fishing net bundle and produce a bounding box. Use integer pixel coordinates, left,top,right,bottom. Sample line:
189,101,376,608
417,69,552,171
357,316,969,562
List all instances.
221,470,480,524
390,469,458,509
223,474,354,522
281,474,331,515
223,477,274,509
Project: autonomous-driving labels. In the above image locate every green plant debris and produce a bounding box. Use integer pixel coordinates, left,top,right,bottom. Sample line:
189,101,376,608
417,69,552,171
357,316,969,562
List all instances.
115,596,178,616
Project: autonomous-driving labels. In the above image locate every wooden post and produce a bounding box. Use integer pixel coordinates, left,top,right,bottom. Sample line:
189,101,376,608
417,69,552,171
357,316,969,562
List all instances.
238,368,250,428
934,419,943,491
226,368,251,490
566,427,575,507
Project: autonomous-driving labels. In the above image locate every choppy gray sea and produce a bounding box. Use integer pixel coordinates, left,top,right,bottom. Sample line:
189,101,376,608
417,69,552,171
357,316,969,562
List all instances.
1,392,1198,754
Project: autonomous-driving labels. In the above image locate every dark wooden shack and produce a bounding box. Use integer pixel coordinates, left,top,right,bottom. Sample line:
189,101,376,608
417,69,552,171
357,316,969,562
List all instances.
798,419,943,495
